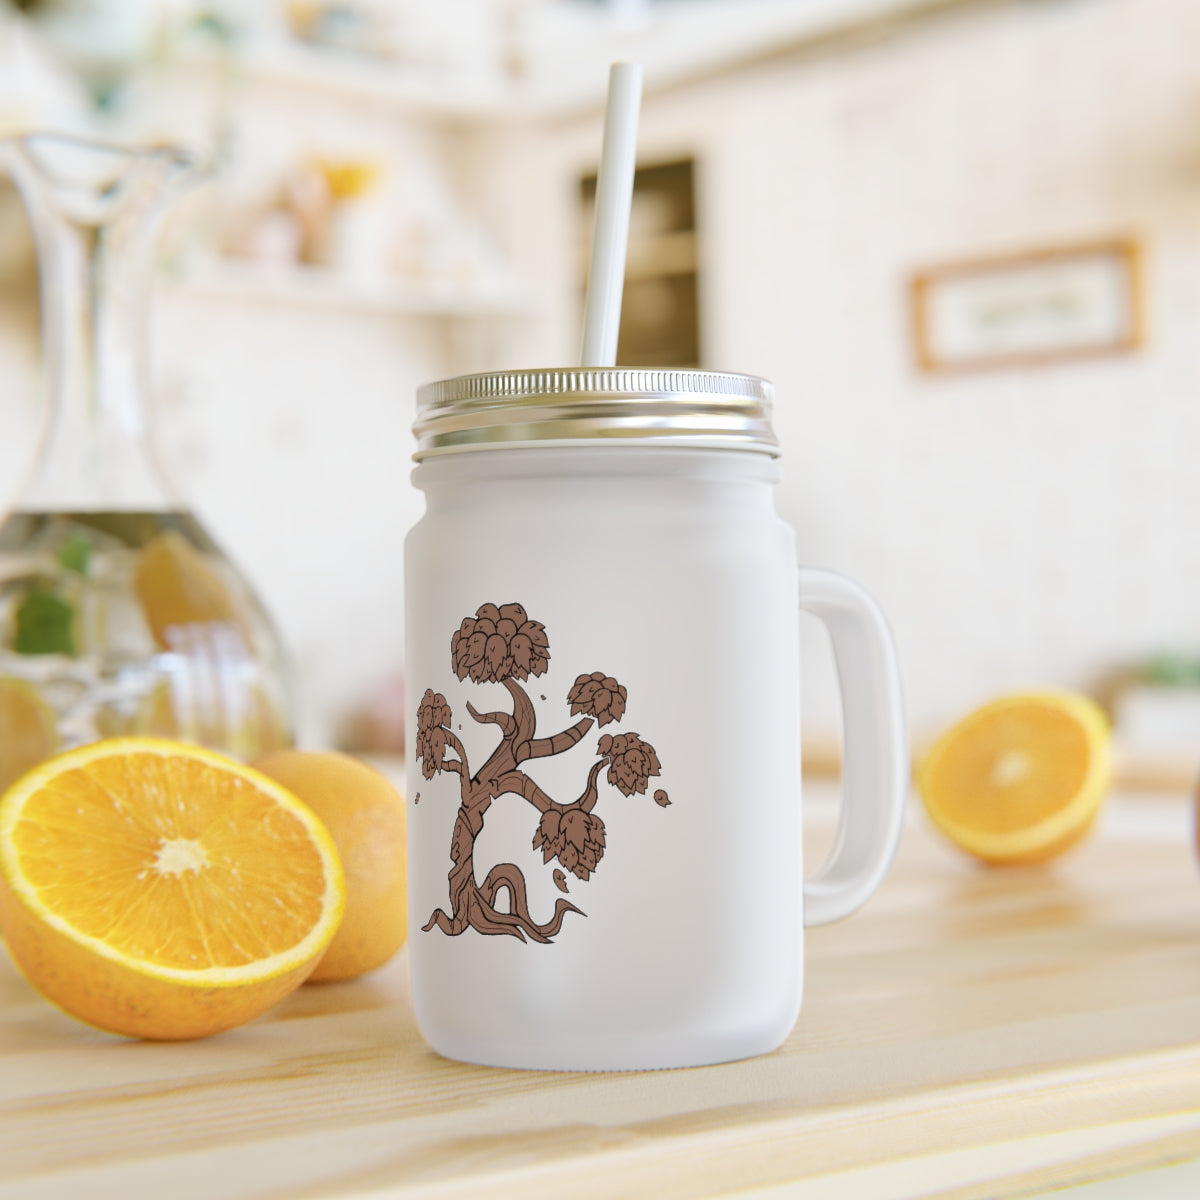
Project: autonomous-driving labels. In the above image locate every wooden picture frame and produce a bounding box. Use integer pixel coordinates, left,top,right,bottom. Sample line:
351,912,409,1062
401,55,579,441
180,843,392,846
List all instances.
910,238,1143,373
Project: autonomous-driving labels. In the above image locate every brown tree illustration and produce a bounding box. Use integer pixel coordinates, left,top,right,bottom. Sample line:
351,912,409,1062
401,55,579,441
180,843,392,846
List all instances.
415,602,670,943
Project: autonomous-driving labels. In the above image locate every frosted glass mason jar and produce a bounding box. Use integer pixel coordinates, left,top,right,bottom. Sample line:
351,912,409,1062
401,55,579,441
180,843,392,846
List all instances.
405,368,906,1071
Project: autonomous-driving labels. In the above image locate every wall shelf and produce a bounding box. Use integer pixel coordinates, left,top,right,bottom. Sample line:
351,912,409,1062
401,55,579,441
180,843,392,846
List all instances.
175,261,537,320
225,43,517,121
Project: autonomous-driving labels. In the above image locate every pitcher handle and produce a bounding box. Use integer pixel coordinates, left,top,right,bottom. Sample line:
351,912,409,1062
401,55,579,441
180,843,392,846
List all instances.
798,567,907,926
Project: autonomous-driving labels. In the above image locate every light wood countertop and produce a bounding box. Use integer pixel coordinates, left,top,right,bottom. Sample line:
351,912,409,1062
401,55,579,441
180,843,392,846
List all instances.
3,785,1199,1199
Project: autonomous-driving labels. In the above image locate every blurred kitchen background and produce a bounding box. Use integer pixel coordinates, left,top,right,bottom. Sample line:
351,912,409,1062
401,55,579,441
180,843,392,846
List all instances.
1,0,1196,782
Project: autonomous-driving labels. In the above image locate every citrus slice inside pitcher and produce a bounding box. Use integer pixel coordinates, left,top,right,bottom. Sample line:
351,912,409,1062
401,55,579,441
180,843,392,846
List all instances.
0,677,59,794
135,680,289,759
0,738,344,1039
917,691,1111,864
133,530,249,649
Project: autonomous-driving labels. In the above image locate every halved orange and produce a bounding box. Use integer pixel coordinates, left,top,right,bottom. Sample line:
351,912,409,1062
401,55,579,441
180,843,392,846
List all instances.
918,692,1111,865
0,738,344,1039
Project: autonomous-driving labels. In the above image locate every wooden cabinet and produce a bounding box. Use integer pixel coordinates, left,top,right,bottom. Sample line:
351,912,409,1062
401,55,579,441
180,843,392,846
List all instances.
582,158,701,366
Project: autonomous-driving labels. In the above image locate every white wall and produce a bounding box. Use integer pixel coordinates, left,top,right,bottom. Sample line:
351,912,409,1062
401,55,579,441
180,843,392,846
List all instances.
490,0,1200,746
151,292,434,746
4,0,1197,752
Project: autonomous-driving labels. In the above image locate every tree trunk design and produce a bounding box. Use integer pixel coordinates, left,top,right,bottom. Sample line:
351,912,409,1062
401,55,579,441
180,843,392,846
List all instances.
415,602,670,943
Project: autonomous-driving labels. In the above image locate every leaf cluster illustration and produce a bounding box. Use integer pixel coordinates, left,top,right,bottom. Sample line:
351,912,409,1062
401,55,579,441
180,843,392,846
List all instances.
452,602,549,683
597,732,662,796
415,689,453,780
533,808,606,880
567,671,627,726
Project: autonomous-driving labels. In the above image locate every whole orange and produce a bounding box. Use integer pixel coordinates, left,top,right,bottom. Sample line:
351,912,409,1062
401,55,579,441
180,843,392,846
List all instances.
254,751,407,982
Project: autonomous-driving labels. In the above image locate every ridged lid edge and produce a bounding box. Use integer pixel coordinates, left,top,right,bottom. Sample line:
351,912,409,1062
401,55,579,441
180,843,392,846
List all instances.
417,367,774,408
414,368,779,459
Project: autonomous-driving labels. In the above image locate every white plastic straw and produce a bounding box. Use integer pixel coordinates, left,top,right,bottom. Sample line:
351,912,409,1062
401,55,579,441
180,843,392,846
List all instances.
581,61,643,367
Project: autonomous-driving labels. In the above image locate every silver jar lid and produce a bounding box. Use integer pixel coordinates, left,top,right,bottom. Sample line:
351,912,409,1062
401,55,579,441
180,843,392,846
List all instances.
413,368,779,460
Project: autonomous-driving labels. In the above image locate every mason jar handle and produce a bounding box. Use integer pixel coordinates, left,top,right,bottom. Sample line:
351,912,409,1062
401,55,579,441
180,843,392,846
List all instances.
798,567,907,926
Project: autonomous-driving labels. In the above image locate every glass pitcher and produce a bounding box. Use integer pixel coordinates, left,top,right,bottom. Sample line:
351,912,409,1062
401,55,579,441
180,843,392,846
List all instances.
0,134,291,792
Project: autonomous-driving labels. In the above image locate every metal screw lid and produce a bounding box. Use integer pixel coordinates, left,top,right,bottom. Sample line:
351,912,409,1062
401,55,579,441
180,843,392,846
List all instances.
413,367,779,460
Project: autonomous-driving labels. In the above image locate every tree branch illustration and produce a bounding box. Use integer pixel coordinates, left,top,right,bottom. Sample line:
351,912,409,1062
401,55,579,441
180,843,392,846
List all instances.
465,701,515,739
415,602,670,943
525,717,593,761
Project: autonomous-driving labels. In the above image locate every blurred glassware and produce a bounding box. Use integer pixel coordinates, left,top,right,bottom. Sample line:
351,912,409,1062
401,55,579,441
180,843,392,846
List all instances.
14,0,164,108
0,8,90,138
285,2,391,62
0,133,292,790
338,671,406,756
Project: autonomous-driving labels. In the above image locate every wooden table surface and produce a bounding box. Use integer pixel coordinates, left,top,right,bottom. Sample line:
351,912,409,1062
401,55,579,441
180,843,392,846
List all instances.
3,785,1200,1200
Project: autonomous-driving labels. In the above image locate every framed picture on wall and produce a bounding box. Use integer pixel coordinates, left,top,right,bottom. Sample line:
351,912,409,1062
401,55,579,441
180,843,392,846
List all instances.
910,238,1143,373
